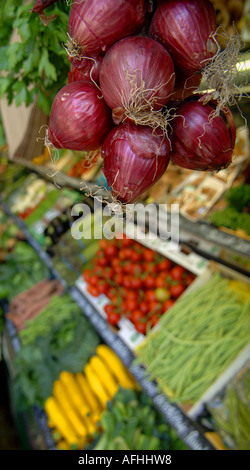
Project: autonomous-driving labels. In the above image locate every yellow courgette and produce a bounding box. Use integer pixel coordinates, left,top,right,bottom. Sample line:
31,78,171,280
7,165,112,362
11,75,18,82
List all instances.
44,396,79,448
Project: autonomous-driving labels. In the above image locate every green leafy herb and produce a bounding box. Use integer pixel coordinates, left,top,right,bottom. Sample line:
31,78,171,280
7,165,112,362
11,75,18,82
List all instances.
0,1,70,115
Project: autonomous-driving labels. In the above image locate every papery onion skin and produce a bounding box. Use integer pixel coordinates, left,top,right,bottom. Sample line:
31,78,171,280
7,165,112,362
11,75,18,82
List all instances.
48,80,113,152
99,36,175,123
31,0,58,14
150,0,217,75
169,99,236,171
68,0,147,57
68,54,103,85
101,122,170,204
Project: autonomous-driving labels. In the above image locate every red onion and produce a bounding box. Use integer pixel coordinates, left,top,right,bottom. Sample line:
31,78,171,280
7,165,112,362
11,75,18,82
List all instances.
99,36,175,125
68,0,147,58
169,97,236,171
150,0,217,75
101,122,170,203
48,80,113,152
68,54,103,85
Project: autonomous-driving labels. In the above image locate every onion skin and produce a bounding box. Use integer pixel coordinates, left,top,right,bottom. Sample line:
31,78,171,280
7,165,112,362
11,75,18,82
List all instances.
169,99,236,171
31,0,58,14
48,80,113,152
67,55,103,85
68,0,147,57
101,122,170,203
150,0,217,75
99,36,175,124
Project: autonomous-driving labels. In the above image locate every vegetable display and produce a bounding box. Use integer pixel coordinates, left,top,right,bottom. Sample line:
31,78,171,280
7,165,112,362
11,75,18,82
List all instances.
44,345,136,449
12,300,100,411
83,235,195,333
0,241,49,302
136,273,250,404
94,387,188,451
6,279,64,332
209,183,250,236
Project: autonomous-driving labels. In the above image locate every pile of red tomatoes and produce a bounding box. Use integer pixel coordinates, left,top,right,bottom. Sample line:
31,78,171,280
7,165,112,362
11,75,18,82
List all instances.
82,235,195,334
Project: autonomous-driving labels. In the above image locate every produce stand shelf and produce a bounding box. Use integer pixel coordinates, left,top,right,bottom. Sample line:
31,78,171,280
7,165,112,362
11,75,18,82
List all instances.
5,156,250,274
0,196,215,451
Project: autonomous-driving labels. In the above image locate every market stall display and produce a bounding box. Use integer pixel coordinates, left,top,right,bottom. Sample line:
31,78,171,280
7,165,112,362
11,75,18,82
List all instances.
0,0,250,454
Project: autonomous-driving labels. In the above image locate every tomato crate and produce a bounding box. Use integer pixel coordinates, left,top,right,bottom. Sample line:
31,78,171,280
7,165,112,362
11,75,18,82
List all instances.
76,227,209,351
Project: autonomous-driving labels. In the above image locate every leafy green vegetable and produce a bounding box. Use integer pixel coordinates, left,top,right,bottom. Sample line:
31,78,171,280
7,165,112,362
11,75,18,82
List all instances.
12,306,100,411
210,207,250,235
224,184,250,212
94,388,188,451
209,184,250,235
0,241,49,301
0,1,70,115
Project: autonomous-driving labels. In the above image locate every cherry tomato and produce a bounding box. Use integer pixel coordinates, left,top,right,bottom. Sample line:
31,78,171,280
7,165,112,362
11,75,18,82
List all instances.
140,301,150,315
83,269,92,282
143,248,155,262
162,299,175,312
134,320,147,335
145,290,157,302
157,258,172,271
99,239,110,249
125,290,138,301
122,276,132,289
114,273,124,286
155,287,171,302
170,283,186,298
131,310,144,324
86,285,100,297
155,277,166,288
131,251,142,263
170,265,186,281
144,275,155,289
149,301,161,312
105,244,118,257
122,237,134,247
96,256,109,267
130,277,143,289
126,299,138,312
89,274,99,287
149,314,160,328
107,311,121,325
97,281,110,295
185,273,196,285
104,304,114,315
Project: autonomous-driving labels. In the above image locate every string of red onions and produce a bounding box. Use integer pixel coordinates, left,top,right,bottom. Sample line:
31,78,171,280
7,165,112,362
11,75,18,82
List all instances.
67,0,147,60
47,80,113,152
99,35,175,128
150,0,218,76
101,121,170,204
169,96,236,171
